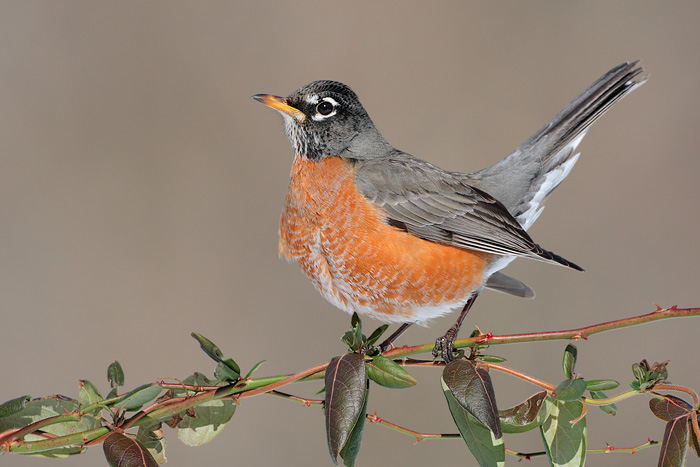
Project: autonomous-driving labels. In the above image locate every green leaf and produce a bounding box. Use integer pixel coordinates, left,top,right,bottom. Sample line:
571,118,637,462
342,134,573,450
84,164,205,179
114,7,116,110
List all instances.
499,390,550,434
688,416,700,458
632,359,669,391
657,415,689,467
0,396,99,455
339,384,369,467
552,379,587,402
113,384,162,411
103,432,159,467
441,377,505,466
630,380,641,392
352,313,363,350
589,391,617,415
177,399,237,446
649,395,693,422
443,360,501,439
366,355,417,389
0,395,31,418
562,344,577,379
244,360,266,379
173,373,220,398
345,313,369,352
584,379,619,391
215,362,240,382
478,355,507,364
366,324,388,347
341,331,362,351
540,398,586,467
79,380,104,409
183,372,218,386
351,311,361,329
325,353,368,464
341,315,365,352
21,446,86,458
221,358,241,377
632,361,648,384
191,333,240,377
108,361,125,389
191,332,225,360
136,422,167,465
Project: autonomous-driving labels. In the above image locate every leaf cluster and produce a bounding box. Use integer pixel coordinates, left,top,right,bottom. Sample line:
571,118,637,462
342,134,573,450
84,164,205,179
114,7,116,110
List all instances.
0,335,250,465
1,312,700,466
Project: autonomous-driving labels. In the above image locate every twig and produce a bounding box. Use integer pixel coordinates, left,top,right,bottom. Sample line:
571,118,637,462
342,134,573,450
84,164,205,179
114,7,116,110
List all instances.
382,306,700,360
582,389,638,406
238,363,328,398
3,306,698,457
587,439,660,454
652,384,699,406
365,411,661,459
484,362,556,391
366,410,460,442
269,390,323,406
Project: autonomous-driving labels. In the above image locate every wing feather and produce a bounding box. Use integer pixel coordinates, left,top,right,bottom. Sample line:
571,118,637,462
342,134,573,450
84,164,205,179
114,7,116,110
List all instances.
354,154,583,271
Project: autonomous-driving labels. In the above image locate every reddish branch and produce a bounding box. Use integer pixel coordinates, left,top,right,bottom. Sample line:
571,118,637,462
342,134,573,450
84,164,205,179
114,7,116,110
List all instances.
382,306,700,360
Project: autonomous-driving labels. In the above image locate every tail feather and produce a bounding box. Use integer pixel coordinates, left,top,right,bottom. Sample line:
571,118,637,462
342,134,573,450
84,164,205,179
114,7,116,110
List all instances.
485,272,535,298
534,61,646,169
476,62,644,297
467,61,647,227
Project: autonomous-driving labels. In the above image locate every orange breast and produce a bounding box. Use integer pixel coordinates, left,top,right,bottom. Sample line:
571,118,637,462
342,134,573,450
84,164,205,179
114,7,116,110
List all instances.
279,155,493,324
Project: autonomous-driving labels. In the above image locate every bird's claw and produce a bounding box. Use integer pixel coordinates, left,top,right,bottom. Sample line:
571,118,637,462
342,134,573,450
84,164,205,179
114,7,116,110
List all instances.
433,327,458,363
378,339,393,353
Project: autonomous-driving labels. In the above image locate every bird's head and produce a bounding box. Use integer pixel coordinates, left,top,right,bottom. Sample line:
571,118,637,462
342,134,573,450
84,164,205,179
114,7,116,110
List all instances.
253,80,391,161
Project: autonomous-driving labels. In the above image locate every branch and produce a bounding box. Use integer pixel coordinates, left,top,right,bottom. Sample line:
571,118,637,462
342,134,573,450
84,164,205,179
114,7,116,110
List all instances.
366,410,661,458
587,439,661,455
366,410,460,442
382,306,700,359
269,390,323,406
2,305,697,461
485,362,556,391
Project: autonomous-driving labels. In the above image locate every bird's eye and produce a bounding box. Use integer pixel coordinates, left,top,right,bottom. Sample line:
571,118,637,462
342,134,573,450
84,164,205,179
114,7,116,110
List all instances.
316,101,334,116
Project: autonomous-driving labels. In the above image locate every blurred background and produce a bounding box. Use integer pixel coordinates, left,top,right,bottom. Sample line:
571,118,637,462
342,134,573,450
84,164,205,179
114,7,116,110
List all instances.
2,2,699,466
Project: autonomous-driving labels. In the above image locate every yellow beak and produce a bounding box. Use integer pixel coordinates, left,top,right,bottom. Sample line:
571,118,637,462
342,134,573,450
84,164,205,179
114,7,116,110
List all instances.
252,94,306,122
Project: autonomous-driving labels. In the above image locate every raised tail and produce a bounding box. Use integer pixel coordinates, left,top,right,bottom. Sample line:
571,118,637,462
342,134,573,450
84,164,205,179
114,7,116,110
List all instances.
472,62,645,298
467,61,647,229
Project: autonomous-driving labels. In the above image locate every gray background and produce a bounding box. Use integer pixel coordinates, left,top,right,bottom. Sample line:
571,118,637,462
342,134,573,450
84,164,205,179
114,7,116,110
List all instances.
2,2,699,466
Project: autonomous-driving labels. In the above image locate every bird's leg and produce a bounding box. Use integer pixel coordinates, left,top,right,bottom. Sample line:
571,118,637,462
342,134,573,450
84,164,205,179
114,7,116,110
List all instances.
433,293,479,362
378,322,413,353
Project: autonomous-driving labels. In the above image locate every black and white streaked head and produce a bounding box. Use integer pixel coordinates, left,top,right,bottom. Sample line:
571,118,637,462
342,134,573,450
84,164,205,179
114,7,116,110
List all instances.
253,80,392,161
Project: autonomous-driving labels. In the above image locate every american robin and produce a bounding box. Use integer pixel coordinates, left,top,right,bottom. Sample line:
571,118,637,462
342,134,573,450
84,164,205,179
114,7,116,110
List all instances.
253,61,645,361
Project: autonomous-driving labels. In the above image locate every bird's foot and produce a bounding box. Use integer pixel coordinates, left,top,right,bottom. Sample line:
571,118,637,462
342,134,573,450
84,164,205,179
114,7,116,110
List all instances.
433,325,459,363
378,339,394,354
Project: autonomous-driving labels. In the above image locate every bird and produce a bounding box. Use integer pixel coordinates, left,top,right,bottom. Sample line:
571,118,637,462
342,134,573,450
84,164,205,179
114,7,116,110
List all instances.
253,61,646,361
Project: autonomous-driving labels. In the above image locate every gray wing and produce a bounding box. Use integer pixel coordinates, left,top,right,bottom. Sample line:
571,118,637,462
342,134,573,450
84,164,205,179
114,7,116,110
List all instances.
353,154,583,271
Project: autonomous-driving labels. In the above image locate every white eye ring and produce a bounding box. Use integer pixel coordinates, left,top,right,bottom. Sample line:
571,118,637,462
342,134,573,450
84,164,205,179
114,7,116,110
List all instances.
312,97,338,121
